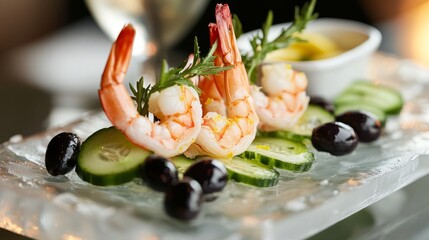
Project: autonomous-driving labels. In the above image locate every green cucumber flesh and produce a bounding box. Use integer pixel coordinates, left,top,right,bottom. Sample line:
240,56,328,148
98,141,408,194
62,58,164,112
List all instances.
334,81,403,115
258,104,334,141
76,127,279,188
171,155,195,177
335,103,387,125
219,157,279,187
76,127,151,186
172,155,279,188
242,137,315,172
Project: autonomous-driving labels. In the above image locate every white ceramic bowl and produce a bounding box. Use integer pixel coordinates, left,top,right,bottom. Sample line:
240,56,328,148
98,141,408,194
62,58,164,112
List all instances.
237,18,382,100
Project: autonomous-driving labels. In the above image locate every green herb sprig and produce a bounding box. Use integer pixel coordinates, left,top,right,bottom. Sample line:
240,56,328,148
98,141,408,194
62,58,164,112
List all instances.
130,37,231,117
239,0,318,83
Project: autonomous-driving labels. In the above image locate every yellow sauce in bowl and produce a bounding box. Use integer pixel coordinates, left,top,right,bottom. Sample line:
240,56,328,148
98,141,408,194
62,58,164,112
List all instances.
265,33,345,61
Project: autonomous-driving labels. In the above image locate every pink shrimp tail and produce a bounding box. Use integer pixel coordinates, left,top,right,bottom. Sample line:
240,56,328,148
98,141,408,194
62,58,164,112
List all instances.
99,24,138,130
213,4,251,105
101,24,136,87
215,4,241,64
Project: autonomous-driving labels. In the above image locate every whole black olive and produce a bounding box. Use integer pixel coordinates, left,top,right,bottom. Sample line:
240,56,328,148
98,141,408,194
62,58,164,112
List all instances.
164,178,203,221
184,159,228,194
45,132,81,176
310,96,335,114
311,122,358,156
336,111,382,143
139,154,179,192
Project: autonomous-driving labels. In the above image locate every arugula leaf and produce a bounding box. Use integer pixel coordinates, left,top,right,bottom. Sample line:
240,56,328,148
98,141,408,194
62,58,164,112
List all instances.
241,0,318,83
130,37,231,117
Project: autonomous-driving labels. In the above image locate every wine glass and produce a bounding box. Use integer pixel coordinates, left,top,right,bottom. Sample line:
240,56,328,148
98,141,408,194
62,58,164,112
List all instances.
84,0,209,81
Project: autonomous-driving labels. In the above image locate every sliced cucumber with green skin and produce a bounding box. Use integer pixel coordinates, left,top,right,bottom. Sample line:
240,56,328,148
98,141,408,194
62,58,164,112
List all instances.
334,81,403,115
258,131,308,142
172,155,279,188
171,155,195,177
242,137,315,172
258,104,335,141
76,127,279,188
76,127,151,186
219,157,279,187
335,103,387,126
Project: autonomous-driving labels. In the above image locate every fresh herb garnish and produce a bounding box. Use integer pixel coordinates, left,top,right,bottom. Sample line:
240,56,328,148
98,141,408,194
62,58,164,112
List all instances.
233,14,243,39
130,37,231,117
129,77,151,117
239,0,318,83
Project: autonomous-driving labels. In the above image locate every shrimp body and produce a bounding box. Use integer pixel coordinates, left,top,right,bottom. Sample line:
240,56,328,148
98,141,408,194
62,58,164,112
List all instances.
99,24,202,157
186,4,258,158
199,75,227,116
198,23,228,117
250,63,309,131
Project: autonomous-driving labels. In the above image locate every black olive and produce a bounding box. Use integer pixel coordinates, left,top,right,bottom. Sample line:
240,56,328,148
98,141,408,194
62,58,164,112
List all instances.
184,159,228,194
311,122,358,156
139,154,179,192
336,111,382,143
310,96,335,114
45,132,81,176
164,178,203,221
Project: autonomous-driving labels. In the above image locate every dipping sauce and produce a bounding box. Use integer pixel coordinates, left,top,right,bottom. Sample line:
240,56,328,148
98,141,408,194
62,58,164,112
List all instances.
265,32,345,61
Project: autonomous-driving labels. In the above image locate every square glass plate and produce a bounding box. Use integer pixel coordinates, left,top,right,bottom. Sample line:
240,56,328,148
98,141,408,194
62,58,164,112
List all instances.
1,53,429,240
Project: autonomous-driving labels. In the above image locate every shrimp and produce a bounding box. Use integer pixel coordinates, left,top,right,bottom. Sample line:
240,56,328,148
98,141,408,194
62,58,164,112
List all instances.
198,23,228,117
99,24,202,157
198,75,227,116
250,62,310,132
185,4,258,158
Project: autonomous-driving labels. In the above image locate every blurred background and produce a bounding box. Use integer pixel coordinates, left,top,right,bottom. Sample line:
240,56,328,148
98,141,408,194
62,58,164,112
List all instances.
1,0,429,239
1,0,428,143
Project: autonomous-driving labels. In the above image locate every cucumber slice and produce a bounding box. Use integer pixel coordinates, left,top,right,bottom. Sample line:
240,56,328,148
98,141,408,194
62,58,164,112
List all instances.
259,104,334,141
76,127,151,186
242,137,315,172
334,81,403,115
335,103,387,126
219,157,279,187
171,155,279,188
171,155,195,177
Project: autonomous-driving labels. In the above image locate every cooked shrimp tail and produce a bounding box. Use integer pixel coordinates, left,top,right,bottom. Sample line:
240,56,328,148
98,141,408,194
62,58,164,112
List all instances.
186,4,258,158
99,24,202,157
